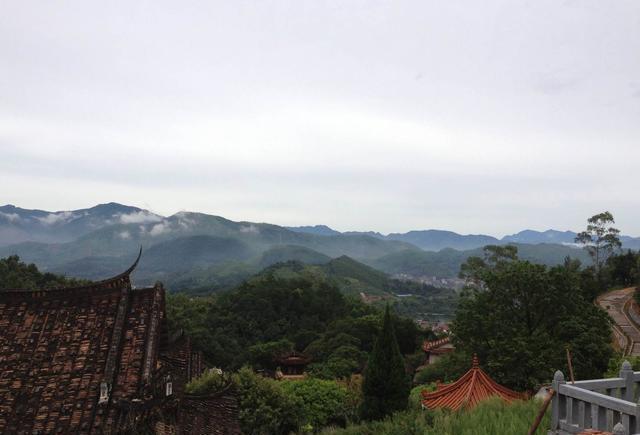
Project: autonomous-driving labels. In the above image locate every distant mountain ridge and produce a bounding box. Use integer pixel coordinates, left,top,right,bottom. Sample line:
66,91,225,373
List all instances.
1,202,636,291
288,226,640,251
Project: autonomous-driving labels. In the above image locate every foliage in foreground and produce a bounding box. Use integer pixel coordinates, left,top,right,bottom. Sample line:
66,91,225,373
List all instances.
184,368,227,395
453,246,612,390
281,378,354,431
321,397,550,435
188,367,358,435
413,350,471,386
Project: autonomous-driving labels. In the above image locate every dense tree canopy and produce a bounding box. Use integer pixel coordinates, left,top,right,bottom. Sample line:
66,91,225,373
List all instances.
452,246,612,390
167,266,426,376
0,255,86,289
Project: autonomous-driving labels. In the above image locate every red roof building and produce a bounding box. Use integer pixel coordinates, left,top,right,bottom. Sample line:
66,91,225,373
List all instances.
421,355,525,411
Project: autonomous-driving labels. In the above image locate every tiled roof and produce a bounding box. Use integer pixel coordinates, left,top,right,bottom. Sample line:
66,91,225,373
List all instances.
421,355,525,411
0,254,241,435
0,258,164,434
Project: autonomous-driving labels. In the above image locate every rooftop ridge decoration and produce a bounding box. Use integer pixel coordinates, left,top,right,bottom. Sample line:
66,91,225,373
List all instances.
421,354,525,411
422,336,451,352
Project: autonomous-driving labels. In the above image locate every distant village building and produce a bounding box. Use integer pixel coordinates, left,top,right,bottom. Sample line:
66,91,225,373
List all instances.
422,337,455,365
0,252,240,435
421,355,525,411
275,351,311,380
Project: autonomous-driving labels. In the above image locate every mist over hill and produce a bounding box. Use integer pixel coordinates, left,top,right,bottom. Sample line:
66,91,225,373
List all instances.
0,202,622,292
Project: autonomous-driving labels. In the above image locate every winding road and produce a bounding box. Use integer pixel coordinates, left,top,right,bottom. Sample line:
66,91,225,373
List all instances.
597,287,640,356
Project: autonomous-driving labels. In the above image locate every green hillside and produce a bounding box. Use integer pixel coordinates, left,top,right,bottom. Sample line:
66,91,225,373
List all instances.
257,245,331,268
371,243,592,278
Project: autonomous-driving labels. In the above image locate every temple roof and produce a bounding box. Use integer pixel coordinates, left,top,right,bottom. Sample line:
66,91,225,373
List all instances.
0,250,166,434
421,355,525,411
274,351,311,366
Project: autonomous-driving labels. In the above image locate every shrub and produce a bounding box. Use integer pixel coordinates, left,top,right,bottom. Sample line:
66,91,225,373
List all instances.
413,351,470,386
232,367,303,435
185,368,227,395
605,353,640,378
281,378,351,431
408,384,435,410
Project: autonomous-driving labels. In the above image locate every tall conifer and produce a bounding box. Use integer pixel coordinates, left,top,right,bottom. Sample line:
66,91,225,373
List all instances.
360,305,409,420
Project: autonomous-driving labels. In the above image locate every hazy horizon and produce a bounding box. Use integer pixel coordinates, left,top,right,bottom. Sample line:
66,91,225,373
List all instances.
2,1,639,235
2,200,635,239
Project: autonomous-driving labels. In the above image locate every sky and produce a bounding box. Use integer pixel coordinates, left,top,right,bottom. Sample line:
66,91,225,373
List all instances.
1,0,640,237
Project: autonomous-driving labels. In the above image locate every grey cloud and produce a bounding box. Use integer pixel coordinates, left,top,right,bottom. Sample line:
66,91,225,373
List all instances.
1,0,639,235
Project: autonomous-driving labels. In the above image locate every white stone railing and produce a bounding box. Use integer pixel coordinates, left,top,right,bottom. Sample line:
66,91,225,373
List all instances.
550,361,640,434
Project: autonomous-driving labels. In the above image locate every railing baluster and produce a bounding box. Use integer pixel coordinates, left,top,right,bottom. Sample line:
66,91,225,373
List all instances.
598,405,607,431
581,401,590,428
592,403,599,430
621,414,630,434
607,408,614,431
567,396,574,425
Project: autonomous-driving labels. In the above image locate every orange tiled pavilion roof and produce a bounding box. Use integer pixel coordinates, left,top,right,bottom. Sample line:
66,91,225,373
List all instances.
421,355,525,411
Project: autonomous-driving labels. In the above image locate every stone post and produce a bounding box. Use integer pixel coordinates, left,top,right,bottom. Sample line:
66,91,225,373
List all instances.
620,360,634,402
551,370,566,431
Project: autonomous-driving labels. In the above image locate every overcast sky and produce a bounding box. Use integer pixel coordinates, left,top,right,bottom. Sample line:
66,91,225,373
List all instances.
1,1,639,236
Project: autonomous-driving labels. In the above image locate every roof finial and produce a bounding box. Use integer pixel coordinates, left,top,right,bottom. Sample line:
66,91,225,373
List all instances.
472,353,480,368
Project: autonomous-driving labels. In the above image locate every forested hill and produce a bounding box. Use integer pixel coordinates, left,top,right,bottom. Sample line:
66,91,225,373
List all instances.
166,262,429,374
0,202,608,293
0,255,87,289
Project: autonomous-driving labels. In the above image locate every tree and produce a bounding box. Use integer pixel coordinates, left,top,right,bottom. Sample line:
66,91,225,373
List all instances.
0,255,86,289
232,367,303,435
280,378,352,430
575,211,622,274
360,305,410,420
452,248,612,390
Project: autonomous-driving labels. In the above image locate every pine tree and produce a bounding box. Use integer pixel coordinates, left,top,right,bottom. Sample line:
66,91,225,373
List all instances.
360,305,409,420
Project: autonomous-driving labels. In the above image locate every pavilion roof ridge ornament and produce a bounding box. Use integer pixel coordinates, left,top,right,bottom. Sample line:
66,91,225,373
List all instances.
472,353,480,368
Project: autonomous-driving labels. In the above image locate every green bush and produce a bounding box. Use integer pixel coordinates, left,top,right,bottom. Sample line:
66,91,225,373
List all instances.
232,367,303,435
408,384,435,410
281,378,352,431
184,369,227,395
413,351,470,385
605,353,640,378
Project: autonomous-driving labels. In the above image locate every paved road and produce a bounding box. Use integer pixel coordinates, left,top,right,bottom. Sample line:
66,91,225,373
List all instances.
598,287,640,356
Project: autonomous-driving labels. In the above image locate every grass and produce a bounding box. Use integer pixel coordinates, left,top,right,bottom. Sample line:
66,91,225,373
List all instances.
320,397,550,435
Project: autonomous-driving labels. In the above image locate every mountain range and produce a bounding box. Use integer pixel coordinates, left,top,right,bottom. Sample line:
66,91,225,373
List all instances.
0,202,633,292
287,225,640,251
